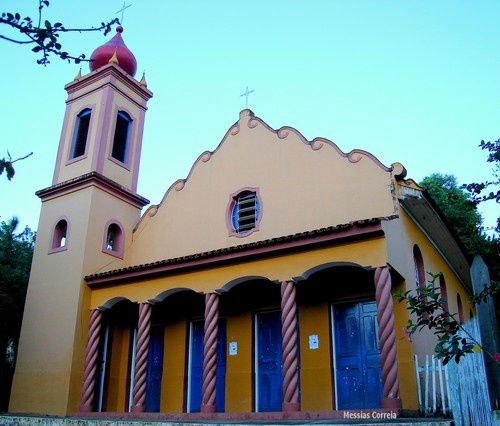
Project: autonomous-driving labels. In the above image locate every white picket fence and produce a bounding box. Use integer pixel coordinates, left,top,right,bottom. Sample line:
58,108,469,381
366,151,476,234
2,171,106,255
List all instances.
414,354,451,416
414,318,493,426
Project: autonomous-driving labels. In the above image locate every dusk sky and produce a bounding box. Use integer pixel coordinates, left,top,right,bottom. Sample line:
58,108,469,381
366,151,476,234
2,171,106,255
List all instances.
0,0,498,233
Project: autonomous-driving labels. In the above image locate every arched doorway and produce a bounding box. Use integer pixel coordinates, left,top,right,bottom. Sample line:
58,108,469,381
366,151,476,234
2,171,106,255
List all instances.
296,263,382,411
95,298,138,413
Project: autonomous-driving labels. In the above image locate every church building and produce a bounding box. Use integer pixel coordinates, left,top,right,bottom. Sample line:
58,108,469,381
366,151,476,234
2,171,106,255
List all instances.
9,26,475,420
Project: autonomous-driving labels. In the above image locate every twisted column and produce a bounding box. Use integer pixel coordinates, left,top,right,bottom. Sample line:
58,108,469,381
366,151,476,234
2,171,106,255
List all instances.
374,266,402,409
132,302,152,413
281,280,300,412
80,308,103,412
201,292,219,413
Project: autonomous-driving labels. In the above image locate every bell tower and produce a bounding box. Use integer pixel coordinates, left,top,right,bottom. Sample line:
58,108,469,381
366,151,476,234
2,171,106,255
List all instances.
52,26,151,192
10,27,152,415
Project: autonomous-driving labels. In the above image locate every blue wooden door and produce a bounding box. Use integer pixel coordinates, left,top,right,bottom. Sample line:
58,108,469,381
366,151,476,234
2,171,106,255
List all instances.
334,301,382,409
188,320,226,412
145,325,164,412
256,311,282,412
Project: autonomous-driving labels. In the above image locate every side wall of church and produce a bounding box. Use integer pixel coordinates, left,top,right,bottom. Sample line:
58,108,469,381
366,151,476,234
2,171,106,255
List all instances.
383,211,474,360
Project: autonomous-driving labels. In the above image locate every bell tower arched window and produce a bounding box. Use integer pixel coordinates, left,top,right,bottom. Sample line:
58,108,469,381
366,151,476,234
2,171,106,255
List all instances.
111,111,132,163
49,218,69,253
71,109,91,159
102,221,124,258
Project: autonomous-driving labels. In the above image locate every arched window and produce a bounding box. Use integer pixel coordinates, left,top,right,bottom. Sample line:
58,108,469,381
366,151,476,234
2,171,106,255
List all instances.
439,274,449,314
111,111,132,163
72,108,91,158
413,245,426,289
102,221,124,258
457,293,464,323
230,190,260,235
51,219,68,251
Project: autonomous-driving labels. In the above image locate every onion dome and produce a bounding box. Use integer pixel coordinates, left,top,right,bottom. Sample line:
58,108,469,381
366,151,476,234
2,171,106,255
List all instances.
89,26,137,77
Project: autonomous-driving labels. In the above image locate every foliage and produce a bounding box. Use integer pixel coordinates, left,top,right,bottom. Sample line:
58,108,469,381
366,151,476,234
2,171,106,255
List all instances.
0,0,119,65
0,152,33,182
462,139,500,207
0,217,34,410
420,173,485,254
395,272,500,365
0,217,35,346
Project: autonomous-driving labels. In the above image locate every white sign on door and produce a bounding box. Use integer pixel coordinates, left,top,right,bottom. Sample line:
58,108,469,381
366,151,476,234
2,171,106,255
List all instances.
309,334,319,350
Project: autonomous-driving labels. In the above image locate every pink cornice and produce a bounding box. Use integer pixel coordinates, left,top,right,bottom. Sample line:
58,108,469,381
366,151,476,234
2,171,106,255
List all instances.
225,187,262,238
65,63,152,102
86,220,386,286
36,172,149,209
245,112,392,172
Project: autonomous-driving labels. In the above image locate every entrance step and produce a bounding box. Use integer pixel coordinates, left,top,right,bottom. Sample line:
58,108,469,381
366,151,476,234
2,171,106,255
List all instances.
0,414,453,426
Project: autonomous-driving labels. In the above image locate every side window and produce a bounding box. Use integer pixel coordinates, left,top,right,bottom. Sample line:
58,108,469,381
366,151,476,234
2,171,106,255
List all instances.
457,293,464,323
413,245,425,289
102,222,124,258
50,219,68,252
72,109,91,158
111,111,132,163
439,275,449,314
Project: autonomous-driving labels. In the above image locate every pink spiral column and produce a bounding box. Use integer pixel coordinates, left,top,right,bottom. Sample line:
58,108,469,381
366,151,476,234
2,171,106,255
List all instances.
80,308,103,412
201,292,219,413
281,280,300,412
374,266,402,409
131,302,152,413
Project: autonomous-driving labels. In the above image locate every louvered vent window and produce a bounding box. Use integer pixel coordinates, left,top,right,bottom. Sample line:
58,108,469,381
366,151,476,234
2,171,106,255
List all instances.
231,191,260,234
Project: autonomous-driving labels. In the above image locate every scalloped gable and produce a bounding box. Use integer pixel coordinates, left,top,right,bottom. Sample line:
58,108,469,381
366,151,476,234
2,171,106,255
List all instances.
121,109,400,268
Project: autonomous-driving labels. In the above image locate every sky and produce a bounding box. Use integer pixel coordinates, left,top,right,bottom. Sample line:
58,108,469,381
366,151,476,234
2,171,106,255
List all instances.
0,0,498,234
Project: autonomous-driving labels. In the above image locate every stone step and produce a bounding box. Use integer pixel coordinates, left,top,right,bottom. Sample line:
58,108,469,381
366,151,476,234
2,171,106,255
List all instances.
0,414,453,426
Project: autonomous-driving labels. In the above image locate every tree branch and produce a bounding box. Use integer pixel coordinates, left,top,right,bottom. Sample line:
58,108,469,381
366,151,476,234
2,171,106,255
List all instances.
0,34,35,44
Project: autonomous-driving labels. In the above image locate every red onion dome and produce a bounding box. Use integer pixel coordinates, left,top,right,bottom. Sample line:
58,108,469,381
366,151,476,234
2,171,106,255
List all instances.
89,26,137,77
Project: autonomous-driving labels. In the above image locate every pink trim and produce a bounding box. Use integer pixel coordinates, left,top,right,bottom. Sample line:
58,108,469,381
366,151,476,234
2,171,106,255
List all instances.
280,281,300,412
131,302,152,412
101,219,125,259
65,63,152,104
201,293,219,413
106,106,135,171
65,104,96,166
48,216,71,254
226,187,262,238
52,105,73,185
93,86,115,174
74,409,400,421
131,109,146,192
244,110,392,172
37,172,149,209
80,309,103,412
374,266,402,409
86,223,383,286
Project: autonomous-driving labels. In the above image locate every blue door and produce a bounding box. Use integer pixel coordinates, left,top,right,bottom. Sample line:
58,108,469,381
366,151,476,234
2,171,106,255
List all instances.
334,301,382,409
145,325,164,412
188,320,226,412
256,311,282,412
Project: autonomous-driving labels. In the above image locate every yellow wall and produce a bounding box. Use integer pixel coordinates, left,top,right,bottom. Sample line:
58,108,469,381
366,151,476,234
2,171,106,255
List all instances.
105,327,131,412
160,321,187,412
298,303,333,411
225,312,253,412
392,280,418,409
383,211,474,358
